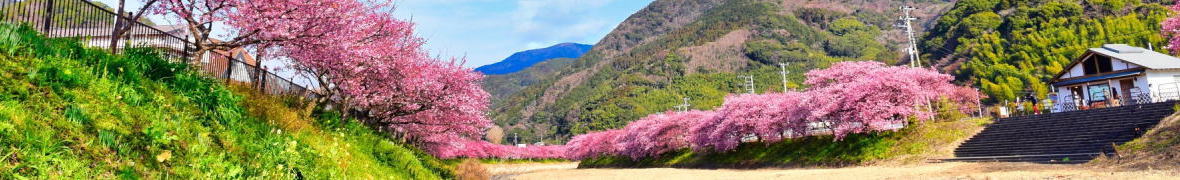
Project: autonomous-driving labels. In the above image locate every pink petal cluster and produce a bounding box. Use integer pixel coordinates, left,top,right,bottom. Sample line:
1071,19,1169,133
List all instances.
690,92,809,152
562,62,983,160
564,129,626,160
618,110,713,159
1165,3,1180,53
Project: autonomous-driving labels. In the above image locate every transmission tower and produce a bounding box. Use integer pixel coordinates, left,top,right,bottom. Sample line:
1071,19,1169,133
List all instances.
779,63,790,91
896,6,921,67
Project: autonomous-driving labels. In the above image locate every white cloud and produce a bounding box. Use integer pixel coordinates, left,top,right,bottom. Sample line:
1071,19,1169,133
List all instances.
512,0,615,33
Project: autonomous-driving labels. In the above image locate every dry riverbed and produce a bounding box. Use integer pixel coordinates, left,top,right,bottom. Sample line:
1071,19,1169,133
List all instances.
489,162,1180,179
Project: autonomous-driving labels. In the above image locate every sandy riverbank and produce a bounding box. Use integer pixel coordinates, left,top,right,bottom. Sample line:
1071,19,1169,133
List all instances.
489,162,1179,179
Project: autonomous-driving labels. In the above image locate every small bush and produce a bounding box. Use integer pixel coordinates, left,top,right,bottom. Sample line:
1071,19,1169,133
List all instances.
455,159,489,180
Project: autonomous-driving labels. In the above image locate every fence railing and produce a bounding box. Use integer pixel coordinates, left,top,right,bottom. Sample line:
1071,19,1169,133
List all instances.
2,0,322,100
990,84,1180,118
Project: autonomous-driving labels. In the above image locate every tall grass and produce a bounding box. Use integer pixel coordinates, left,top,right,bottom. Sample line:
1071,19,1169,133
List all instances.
0,23,451,179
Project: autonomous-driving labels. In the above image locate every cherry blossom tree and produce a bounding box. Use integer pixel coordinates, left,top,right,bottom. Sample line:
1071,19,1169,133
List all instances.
565,130,625,160
153,0,375,61
1164,3,1180,53
617,110,713,159
690,92,811,152
278,11,490,148
155,0,493,152
804,61,980,139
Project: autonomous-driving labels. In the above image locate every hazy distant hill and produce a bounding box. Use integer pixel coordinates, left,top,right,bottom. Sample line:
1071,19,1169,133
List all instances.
475,43,592,75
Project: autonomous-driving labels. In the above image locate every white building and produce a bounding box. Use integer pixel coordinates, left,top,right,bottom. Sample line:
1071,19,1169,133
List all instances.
1050,44,1180,112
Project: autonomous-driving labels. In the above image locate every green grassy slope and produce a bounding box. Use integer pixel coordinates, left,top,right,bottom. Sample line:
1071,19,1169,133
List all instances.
0,24,450,179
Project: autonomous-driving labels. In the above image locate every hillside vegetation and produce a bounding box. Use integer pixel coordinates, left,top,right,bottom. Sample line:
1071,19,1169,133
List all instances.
920,0,1170,101
0,24,450,178
487,0,953,144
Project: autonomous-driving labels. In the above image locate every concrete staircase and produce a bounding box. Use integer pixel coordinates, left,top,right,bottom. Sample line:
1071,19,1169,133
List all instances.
943,101,1176,164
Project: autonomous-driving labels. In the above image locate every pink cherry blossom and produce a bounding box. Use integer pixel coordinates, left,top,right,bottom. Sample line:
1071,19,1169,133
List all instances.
1164,3,1180,53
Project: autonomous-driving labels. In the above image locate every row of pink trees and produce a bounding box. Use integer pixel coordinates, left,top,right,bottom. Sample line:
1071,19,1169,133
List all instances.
150,0,493,155
565,62,983,160
432,140,567,159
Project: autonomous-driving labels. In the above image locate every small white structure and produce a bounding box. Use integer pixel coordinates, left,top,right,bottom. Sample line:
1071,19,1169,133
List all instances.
1050,44,1180,112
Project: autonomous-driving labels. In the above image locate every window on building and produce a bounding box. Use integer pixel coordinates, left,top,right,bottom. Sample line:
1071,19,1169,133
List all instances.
1083,55,1114,75
1089,84,1110,102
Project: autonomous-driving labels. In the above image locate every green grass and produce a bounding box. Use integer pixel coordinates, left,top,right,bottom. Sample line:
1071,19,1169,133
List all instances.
0,23,451,179
580,111,991,168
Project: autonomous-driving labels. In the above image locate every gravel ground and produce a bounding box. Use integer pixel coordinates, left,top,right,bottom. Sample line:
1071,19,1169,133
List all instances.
490,162,1180,180
484,162,579,180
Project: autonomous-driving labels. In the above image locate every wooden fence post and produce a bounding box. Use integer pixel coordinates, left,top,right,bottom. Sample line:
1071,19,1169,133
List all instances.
224,56,234,83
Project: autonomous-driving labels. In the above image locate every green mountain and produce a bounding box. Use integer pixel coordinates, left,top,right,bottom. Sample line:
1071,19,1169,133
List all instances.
919,0,1170,102
485,0,955,143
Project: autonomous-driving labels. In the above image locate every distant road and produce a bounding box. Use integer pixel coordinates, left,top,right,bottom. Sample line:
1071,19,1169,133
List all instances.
492,162,1179,180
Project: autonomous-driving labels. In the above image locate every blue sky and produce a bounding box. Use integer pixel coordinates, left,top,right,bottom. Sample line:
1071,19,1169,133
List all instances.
391,0,654,67
93,0,654,68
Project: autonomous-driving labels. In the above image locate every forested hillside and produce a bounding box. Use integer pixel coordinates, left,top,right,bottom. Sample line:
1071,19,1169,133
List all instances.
487,0,954,143
920,0,1171,101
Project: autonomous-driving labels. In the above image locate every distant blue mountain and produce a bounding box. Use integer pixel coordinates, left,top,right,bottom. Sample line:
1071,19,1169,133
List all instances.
476,43,593,75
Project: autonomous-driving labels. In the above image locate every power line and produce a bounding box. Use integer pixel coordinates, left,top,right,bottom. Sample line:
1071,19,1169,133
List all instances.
896,6,921,68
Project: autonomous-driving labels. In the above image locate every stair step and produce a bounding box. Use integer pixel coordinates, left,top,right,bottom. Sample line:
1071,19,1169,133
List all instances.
960,129,1148,146
948,101,1175,164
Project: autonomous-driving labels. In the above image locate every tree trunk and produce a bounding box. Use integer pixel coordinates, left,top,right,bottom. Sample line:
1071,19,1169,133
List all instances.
107,0,127,53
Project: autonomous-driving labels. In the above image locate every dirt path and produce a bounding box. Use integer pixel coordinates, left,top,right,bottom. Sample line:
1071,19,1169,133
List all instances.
490,162,1180,179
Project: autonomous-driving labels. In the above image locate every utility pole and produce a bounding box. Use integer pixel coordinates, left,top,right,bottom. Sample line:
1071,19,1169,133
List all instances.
779,63,790,91
674,97,691,111
740,75,755,94
896,6,921,67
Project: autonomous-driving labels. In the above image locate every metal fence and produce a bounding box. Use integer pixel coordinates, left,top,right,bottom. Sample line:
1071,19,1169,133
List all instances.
1,0,321,100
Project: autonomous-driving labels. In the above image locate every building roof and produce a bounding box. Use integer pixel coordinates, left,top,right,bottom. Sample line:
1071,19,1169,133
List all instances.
1053,69,1143,86
1089,44,1180,69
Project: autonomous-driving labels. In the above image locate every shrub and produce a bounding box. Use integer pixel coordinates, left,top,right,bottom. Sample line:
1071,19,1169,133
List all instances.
454,159,489,180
